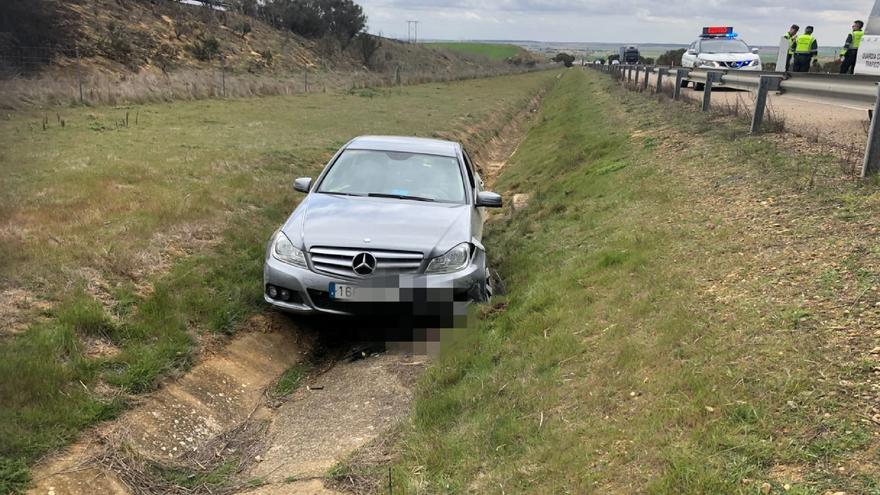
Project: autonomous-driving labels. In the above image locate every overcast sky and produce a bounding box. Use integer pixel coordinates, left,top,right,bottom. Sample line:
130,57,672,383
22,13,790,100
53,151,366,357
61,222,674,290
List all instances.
359,0,875,46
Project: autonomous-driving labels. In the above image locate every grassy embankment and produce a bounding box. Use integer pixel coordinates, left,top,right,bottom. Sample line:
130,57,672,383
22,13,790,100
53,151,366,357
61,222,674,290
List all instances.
383,70,880,493
0,70,558,492
426,42,525,61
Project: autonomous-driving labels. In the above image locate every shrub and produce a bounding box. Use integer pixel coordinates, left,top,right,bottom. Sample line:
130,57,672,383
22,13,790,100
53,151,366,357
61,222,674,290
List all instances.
99,22,152,71
235,21,252,38
189,35,221,61
261,0,366,41
153,43,180,73
552,52,576,67
354,31,381,66
656,48,686,66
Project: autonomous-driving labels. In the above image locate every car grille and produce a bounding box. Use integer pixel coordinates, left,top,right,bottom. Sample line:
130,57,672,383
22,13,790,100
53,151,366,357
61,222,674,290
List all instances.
720,60,753,68
309,246,424,278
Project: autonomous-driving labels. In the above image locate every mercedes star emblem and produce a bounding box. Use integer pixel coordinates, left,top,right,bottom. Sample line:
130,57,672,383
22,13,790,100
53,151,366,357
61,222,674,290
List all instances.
352,252,377,275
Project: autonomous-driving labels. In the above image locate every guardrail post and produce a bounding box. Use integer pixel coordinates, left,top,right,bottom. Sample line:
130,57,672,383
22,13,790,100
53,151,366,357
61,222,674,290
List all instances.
673,69,688,100
655,68,665,94
750,75,783,134
701,70,722,112
642,66,651,92
861,84,880,177
627,65,633,84
634,65,641,87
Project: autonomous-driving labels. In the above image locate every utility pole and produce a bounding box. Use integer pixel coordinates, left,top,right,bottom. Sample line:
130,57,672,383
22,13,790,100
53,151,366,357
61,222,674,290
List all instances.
406,20,419,43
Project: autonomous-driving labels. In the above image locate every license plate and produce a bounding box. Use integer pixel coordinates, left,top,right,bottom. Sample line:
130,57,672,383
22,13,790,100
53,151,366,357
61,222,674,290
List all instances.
329,282,358,300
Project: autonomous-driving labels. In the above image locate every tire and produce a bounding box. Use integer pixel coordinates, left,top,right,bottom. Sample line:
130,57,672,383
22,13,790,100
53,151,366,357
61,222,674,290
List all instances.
693,82,705,91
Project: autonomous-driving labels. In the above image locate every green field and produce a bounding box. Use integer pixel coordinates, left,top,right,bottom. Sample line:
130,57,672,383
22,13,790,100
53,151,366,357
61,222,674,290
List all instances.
364,70,880,493
0,71,557,493
427,42,525,60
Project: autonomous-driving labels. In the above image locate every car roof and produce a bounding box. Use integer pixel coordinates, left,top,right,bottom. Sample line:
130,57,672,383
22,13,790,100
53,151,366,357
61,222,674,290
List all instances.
345,135,460,158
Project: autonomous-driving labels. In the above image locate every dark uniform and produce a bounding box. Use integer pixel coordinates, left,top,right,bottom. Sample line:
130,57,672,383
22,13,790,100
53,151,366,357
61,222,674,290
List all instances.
792,33,818,72
840,29,864,74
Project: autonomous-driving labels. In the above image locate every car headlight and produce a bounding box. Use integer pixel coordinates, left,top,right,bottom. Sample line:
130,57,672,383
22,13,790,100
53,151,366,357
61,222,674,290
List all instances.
696,59,719,68
272,231,307,268
426,243,471,274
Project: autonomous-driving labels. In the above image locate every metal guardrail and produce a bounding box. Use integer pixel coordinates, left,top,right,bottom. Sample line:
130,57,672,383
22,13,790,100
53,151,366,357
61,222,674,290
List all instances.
589,63,880,177
683,68,880,108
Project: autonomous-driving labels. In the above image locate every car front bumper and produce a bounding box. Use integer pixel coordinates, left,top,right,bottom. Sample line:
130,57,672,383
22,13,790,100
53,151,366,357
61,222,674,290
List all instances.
263,252,486,316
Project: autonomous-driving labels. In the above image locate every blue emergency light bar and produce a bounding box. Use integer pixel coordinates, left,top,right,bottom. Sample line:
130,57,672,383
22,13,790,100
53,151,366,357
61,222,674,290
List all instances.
701,26,737,38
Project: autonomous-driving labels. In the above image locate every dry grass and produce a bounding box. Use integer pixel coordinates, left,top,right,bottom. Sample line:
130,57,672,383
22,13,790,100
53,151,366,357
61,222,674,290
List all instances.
99,418,270,495
0,63,551,109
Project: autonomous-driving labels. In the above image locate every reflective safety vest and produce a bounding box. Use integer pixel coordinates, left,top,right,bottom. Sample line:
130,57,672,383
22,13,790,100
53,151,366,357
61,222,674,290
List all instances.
852,30,864,49
795,34,816,54
784,32,795,54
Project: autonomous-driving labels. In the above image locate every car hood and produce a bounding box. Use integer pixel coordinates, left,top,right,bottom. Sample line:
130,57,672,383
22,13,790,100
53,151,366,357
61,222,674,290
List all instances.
282,193,472,255
698,53,760,62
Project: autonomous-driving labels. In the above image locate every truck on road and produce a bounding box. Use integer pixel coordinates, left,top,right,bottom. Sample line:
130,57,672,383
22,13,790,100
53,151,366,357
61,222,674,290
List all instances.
619,45,640,64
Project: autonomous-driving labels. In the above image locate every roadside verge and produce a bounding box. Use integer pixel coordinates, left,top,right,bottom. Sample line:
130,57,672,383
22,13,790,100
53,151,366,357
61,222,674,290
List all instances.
384,69,880,494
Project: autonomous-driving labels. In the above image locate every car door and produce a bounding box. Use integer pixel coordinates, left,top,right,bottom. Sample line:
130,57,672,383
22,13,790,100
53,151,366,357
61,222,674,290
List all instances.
682,41,697,67
462,150,484,243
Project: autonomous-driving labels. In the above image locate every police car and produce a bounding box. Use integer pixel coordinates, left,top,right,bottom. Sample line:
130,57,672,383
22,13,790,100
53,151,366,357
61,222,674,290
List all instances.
681,27,762,89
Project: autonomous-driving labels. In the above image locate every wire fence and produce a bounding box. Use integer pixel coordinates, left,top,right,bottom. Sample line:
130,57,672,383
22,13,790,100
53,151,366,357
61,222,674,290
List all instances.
0,45,552,108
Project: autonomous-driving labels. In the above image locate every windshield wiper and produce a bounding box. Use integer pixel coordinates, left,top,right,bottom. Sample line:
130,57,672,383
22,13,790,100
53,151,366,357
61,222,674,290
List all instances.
321,191,366,197
367,193,435,202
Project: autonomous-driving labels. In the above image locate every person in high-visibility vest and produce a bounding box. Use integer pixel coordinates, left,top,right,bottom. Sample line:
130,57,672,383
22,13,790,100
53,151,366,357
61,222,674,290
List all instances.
792,26,818,72
839,20,864,74
784,24,799,71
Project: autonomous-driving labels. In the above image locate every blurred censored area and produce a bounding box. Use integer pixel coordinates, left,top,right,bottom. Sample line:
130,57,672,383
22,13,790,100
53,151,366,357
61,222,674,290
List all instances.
321,276,469,328
294,275,474,346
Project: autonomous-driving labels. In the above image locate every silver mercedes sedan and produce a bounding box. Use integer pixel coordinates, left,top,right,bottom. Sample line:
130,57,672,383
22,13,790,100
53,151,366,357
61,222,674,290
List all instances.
263,136,502,316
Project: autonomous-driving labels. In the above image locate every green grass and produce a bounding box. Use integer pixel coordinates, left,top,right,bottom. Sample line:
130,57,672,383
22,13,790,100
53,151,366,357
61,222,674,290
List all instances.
271,365,309,398
384,70,880,493
0,70,558,492
427,42,525,60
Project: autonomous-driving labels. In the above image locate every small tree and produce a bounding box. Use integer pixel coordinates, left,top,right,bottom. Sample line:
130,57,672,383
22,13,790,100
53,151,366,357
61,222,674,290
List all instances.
235,21,252,38
552,52,576,67
656,48,686,66
189,34,221,61
354,31,381,66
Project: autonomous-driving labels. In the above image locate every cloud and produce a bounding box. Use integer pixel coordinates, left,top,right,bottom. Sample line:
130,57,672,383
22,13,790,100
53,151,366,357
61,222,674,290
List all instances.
359,0,874,44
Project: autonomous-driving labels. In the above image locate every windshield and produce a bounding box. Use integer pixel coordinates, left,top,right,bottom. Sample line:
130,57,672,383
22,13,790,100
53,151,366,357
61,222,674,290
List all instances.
700,39,750,54
318,149,466,203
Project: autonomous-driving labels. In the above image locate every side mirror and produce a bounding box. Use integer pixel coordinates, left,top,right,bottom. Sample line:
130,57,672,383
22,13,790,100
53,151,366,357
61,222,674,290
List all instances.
687,49,697,56
751,47,760,54
293,177,312,193
475,191,502,208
